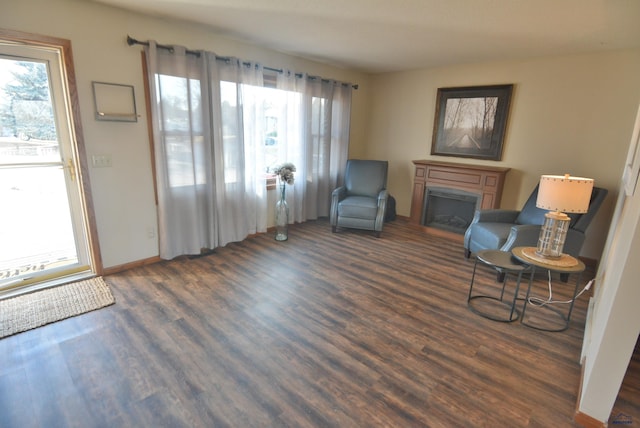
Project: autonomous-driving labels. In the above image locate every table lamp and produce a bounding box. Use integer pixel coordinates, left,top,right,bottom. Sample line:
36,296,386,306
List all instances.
535,174,594,259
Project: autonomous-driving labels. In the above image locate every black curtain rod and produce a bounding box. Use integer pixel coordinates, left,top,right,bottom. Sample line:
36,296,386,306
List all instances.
127,36,358,90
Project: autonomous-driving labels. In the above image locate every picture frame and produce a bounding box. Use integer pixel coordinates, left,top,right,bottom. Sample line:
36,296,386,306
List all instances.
431,84,513,161
92,81,137,122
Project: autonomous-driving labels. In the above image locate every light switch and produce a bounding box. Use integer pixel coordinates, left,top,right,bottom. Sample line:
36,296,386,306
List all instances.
92,154,112,168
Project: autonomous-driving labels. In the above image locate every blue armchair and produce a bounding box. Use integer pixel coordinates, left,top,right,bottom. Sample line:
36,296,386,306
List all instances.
464,184,608,259
330,159,389,237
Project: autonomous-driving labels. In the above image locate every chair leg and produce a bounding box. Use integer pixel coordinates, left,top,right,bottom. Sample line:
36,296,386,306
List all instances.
332,226,337,233
464,249,471,259
375,231,381,238
496,271,506,283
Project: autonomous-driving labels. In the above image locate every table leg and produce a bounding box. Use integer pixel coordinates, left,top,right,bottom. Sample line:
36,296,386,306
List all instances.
467,257,480,303
521,268,582,332
520,266,536,322
563,271,583,329
509,270,525,321
467,255,523,322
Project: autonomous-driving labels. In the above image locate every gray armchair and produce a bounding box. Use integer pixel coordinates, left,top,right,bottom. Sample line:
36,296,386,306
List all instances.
330,159,389,237
464,184,608,259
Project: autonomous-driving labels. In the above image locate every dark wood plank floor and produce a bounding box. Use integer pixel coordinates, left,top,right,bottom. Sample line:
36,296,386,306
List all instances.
1,218,637,427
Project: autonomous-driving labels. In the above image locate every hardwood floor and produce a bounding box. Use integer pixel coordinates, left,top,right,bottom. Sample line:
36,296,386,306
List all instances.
0,218,637,427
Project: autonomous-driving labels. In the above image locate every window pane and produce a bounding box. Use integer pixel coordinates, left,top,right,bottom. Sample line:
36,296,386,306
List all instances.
0,58,60,165
156,73,205,188
165,134,206,187
154,76,310,187
156,75,202,133
165,134,194,187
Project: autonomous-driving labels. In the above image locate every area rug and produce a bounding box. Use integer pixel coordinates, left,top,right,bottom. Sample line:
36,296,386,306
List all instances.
0,276,115,339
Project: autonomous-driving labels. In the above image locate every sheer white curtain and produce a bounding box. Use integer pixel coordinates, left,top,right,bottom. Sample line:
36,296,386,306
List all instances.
209,57,268,247
145,40,351,259
276,71,351,222
146,42,267,259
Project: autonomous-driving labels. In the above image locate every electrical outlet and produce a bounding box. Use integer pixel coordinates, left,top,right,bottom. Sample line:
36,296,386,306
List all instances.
92,154,112,168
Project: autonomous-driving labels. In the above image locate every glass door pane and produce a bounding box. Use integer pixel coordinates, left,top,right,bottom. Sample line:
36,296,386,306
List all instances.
0,167,78,282
0,48,91,291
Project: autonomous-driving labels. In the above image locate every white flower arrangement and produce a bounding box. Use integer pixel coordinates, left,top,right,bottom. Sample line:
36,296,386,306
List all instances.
273,162,296,185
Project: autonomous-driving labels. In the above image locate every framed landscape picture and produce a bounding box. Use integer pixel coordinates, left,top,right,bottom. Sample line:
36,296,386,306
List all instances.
431,84,513,161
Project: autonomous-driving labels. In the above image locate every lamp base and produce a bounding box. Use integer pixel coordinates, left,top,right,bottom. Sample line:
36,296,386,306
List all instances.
536,211,571,259
522,247,579,267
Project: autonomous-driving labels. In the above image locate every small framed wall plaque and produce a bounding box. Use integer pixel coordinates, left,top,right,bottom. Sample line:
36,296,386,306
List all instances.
92,81,137,122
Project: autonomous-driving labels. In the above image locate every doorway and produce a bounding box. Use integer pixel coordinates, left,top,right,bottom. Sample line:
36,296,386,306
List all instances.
0,31,101,296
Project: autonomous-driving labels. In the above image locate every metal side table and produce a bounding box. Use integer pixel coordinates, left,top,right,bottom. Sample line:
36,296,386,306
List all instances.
467,250,529,322
511,246,586,332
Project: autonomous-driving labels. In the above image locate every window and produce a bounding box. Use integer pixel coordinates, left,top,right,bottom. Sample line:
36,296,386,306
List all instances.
154,73,206,187
143,42,352,258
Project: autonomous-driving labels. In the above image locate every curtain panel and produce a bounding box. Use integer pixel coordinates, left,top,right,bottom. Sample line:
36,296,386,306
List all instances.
276,71,351,223
145,41,351,259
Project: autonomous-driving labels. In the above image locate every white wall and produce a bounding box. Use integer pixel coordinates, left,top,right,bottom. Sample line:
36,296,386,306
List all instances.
1,0,370,268
364,51,640,260
580,192,640,422
578,104,640,423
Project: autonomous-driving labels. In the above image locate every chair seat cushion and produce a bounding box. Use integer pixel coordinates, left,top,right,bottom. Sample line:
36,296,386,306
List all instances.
468,222,512,250
338,196,378,219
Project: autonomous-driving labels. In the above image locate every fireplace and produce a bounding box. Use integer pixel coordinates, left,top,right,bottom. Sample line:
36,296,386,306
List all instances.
410,160,510,235
422,187,480,234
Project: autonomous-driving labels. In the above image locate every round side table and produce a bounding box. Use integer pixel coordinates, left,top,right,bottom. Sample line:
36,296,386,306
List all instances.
511,247,586,332
467,250,530,322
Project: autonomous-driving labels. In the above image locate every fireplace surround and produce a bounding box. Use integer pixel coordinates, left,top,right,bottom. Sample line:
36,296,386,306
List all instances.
410,160,510,235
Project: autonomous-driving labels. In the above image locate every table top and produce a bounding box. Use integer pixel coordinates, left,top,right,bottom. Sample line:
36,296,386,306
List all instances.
511,247,586,273
476,250,529,271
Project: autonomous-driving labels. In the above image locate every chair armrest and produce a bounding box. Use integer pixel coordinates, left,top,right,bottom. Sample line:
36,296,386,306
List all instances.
330,186,346,226
501,224,542,251
332,186,346,199
377,189,389,203
471,209,520,225
374,189,389,231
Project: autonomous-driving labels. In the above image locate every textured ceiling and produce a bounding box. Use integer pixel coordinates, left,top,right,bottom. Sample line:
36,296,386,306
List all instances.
90,0,640,73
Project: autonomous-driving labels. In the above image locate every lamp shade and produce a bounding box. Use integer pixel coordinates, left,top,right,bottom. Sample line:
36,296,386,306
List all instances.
536,174,594,213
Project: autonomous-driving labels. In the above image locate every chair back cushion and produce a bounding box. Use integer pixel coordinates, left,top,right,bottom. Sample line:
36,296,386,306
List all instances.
570,186,608,232
344,160,388,197
515,184,608,231
515,185,547,225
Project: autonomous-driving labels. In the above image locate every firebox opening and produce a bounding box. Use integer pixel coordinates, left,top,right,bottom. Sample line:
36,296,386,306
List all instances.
421,187,480,235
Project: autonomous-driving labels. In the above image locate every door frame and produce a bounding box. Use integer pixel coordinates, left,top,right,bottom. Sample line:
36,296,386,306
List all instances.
0,28,103,280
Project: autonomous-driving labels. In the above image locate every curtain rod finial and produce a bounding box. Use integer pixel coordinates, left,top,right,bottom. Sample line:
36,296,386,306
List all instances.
126,35,136,46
